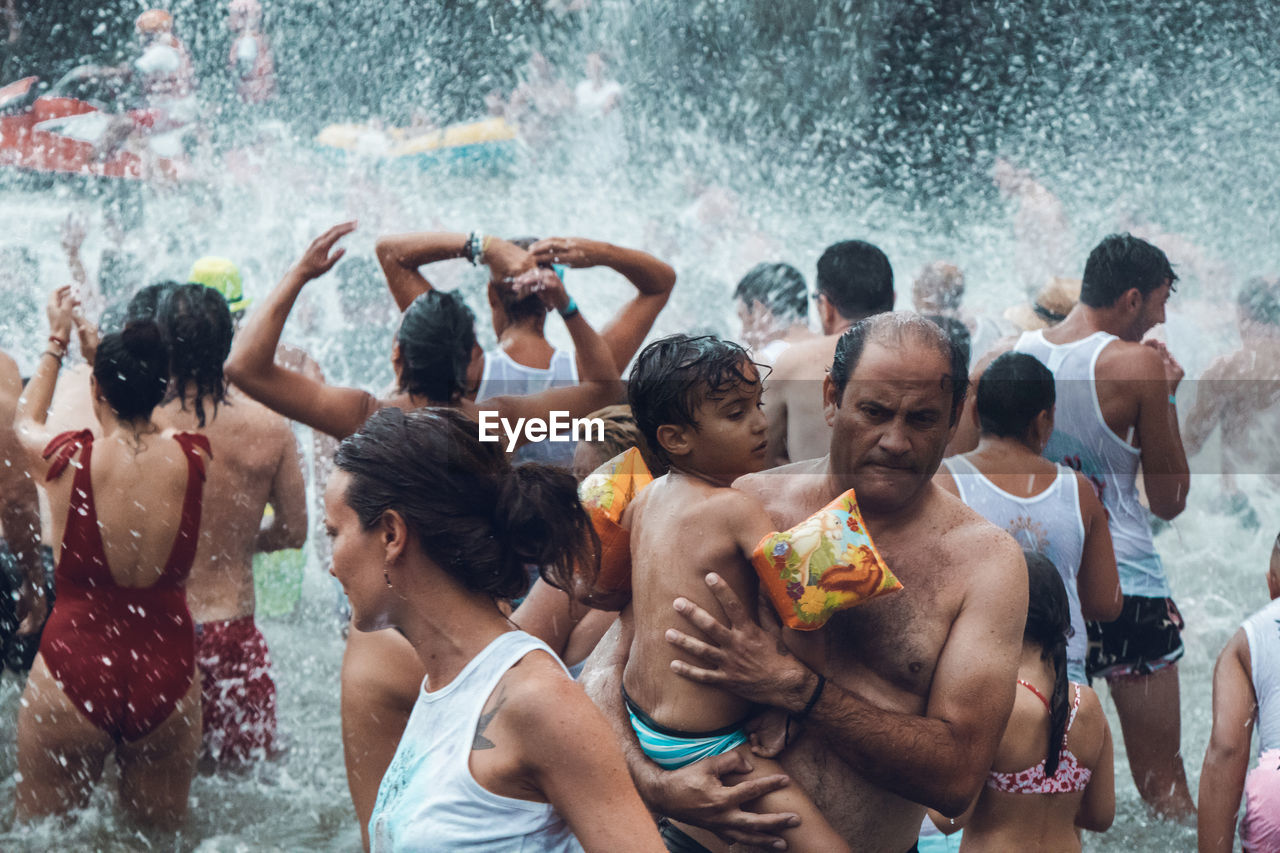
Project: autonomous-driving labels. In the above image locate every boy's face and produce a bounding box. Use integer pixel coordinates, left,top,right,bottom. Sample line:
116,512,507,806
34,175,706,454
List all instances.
667,362,768,481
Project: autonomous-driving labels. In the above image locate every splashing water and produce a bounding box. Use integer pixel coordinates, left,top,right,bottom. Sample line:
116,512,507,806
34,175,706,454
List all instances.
2,0,1279,849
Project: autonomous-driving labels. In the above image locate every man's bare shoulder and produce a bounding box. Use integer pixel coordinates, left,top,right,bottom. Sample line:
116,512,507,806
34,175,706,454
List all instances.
770,333,838,381
734,457,828,527
1094,338,1164,381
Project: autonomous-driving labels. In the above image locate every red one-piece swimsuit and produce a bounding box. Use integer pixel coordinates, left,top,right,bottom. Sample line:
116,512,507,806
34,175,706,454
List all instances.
36,429,210,742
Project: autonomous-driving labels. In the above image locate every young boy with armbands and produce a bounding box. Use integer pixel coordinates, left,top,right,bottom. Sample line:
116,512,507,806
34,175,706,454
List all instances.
603,334,899,853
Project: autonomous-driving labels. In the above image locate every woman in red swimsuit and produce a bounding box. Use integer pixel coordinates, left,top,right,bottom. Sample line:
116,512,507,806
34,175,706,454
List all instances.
14,286,211,828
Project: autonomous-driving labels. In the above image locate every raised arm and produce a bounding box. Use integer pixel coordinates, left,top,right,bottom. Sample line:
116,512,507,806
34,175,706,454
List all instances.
1198,629,1255,853
225,222,380,440
256,423,308,553
577,618,797,848
375,231,533,313
666,535,1027,816
1075,472,1121,621
761,349,794,468
1134,341,1190,520
15,286,77,471
485,268,624,430
529,237,676,370
0,350,46,633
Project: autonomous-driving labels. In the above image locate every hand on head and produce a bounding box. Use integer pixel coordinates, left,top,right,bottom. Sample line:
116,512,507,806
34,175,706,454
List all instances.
530,237,596,269
512,266,570,312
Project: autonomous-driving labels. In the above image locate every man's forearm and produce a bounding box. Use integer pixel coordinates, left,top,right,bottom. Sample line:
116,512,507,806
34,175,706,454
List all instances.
803,681,982,815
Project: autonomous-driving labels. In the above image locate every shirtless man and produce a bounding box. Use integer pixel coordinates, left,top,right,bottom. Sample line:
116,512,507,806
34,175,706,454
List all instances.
1184,276,1280,501
763,240,893,466
584,314,1028,852
154,283,307,767
953,233,1193,820
0,349,47,664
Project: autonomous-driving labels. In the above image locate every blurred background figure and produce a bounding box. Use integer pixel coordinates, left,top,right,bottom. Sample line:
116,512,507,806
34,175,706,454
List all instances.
228,0,276,105
733,261,813,365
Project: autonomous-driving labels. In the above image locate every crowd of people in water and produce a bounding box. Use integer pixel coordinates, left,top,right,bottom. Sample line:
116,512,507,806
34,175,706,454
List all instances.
0,201,1278,853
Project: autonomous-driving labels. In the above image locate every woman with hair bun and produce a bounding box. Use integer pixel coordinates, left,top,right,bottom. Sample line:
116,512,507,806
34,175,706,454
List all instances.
13,286,211,827
326,407,662,852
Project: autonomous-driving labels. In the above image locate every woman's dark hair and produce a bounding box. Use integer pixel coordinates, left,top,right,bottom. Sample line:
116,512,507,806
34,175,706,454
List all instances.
93,320,169,421
1023,550,1072,776
627,334,761,464
334,407,598,599
396,291,477,403
976,352,1055,440
159,283,233,427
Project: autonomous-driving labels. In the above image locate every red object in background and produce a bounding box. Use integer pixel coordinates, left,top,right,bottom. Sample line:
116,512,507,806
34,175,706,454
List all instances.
0,74,183,181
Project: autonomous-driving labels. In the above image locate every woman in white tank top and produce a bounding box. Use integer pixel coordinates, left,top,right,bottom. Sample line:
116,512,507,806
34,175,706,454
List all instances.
323,407,664,853
935,352,1121,682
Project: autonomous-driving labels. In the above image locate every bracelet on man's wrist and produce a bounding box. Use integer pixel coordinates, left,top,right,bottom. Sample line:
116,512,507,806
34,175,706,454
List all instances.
41,349,64,365
557,297,580,319
48,334,69,350
796,673,826,720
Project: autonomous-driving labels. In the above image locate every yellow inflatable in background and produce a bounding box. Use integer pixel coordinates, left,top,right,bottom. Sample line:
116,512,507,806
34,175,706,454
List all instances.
314,117,519,162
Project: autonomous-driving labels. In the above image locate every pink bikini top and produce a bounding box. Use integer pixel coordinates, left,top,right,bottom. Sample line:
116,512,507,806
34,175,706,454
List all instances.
985,680,1092,795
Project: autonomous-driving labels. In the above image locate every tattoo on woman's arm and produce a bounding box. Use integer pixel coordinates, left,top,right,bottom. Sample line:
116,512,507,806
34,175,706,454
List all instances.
472,689,507,751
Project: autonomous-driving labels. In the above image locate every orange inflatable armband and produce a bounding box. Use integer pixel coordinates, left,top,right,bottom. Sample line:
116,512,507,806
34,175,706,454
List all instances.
575,447,654,609
752,488,902,630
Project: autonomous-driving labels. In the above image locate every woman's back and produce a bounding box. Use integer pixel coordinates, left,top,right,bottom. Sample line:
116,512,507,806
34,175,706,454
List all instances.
961,675,1110,852
46,429,205,589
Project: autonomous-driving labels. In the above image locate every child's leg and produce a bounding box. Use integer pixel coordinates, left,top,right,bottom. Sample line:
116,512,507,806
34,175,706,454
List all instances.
727,743,851,853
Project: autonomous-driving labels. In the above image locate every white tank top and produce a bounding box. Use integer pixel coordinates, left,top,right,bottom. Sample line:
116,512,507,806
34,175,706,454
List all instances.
369,631,584,853
1014,330,1169,598
942,456,1088,681
1243,597,1280,754
477,348,580,467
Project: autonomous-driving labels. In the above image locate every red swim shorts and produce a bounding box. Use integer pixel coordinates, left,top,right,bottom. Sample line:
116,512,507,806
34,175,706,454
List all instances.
195,615,279,765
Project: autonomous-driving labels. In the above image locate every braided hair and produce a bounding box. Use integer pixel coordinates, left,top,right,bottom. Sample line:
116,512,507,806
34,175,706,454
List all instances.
1023,550,1073,775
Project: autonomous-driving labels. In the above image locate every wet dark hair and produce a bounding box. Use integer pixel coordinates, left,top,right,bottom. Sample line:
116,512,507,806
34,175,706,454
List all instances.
1080,233,1177,309
396,291,477,403
334,407,598,599
93,321,169,421
816,240,894,321
828,313,969,422
922,314,971,369
976,352,1055,440
1238,276,1280,327
158,283,233,428
734,263,808,321
627,334,760,464
1023,550,1073,777
125,280,181,324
